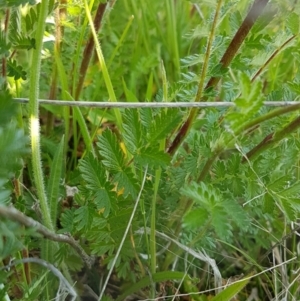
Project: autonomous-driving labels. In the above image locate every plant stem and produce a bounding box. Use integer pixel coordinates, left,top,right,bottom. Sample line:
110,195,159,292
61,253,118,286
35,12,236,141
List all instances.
84,0,123,129
168,0,223,155
243,115,300,161
29,0,53,233
75,2,108,100
168,0,270,155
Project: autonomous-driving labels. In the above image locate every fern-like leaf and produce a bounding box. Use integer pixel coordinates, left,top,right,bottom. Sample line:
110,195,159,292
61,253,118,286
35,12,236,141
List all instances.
74,205,95,232
98,130,125,171
226,73,263,132
135,147,170,167
211,205,232,239
148,110,181,144
183,207,208,230
114,167,138,198
7,59,27,80
122,109,142,154
79,154,115,216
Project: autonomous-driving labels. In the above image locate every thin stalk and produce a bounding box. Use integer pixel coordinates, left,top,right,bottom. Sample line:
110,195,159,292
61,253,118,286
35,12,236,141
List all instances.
29,1,53,298
75,2,108,100
83,0,123,129
251,35,296,83
107,15,134,68
150,168,160,274
244,115,300,162
46,0,67,136
197,103,300,181
97,166,148,301
151,70,168,273
167,0,223,155
166,0,180,76
168,0,270,155
28,0,53,233
71,0,96,96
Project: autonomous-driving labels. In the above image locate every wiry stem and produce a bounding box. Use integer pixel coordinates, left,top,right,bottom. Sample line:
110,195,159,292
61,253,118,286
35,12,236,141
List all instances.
168,0,270,155
75,2,108,100
243,116,300,162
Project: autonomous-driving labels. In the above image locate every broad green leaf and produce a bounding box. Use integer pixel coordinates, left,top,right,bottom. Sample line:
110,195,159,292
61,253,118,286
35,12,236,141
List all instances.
98,130,125,171
122,78,139,102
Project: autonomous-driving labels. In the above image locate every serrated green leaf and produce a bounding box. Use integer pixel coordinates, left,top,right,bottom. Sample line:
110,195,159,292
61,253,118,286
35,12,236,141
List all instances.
181,182,209,206
280,181,300,198
223,199,249,229
79,154,107,190
181,182,219,207
94,189,115,217
226,73,263,131
59,209,75,233
74,205,94,232
79,154,115,216
135,147,170,167
11,34,35,50
278,197,296,221
148,110,181,144
91,243,114,256
98,130,125,171
183,208,208,229
114,168,138,198
211,205,232,239
122,109,142,154
209,63,228,77
263,193,275,214
140,108,153,129
7,59,27,80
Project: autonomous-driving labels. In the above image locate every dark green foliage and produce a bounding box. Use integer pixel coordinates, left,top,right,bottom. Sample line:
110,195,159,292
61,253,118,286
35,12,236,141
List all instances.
0,95,28,204
11,34,35,50
0,219,24,259
181,182,234,239
79,153,115,217
2,1,300,300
